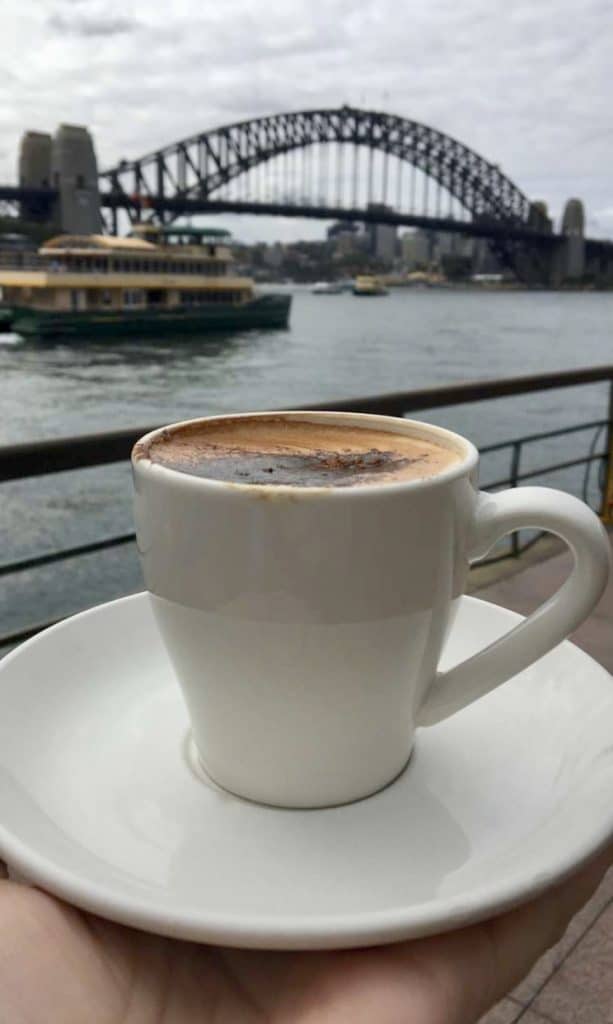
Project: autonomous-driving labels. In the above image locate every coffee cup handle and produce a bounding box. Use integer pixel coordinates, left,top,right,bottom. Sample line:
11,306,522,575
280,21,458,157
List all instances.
417,486,611,726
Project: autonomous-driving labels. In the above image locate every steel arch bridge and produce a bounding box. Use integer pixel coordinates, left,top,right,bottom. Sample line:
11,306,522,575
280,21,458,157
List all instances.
99,107,548,253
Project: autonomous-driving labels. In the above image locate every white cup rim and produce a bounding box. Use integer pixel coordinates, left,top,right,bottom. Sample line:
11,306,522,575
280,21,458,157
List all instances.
132,410,479,497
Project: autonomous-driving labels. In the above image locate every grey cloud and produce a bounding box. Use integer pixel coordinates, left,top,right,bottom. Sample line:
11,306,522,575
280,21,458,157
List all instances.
47,12,141,36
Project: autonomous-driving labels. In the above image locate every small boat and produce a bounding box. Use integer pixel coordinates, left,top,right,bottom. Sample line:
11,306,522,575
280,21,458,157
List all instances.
0,225,291,339
311,281,345,295
352,275,388,296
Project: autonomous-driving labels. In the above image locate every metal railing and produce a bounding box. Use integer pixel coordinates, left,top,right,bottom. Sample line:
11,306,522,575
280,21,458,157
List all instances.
1,365,612,650
478,419,609,557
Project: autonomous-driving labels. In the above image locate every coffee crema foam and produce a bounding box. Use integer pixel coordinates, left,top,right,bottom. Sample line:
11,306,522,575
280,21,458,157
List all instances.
141,417,461,488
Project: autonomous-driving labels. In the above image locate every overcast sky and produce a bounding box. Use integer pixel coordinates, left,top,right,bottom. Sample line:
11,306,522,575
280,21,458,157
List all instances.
1,0,611,242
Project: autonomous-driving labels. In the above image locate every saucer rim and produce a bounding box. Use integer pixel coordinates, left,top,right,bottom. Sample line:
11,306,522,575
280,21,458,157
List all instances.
1,592,612,950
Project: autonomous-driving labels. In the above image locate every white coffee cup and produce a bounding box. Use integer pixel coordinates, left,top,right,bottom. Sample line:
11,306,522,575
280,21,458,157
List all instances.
132,411,610,808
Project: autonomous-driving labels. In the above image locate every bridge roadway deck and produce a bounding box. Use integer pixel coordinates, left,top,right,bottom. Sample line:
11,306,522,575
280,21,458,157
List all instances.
477,527,613,1023
3,183,613,252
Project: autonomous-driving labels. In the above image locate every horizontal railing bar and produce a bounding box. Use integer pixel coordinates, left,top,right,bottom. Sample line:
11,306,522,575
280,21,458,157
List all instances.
0,366,611,482
0,427,147,483
1,452,605,587
479,478,514,490
0,517,554,650
515,452,608,481
0,618,63,650
0,532,136,578
484,452,606,490
1,367,611,649
479,530,545,566
305,367,613,414
479,419,608,453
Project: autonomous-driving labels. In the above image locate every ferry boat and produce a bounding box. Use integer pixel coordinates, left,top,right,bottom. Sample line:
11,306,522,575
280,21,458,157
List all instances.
0,225,291,338
311,281,345,294
352,275,388,296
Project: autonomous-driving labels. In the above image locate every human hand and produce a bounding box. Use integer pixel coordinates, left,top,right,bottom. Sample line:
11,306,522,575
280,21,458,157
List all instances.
0,847,610,1024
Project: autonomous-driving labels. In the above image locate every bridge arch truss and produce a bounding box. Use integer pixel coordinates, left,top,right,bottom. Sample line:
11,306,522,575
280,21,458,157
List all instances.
101,106,539,229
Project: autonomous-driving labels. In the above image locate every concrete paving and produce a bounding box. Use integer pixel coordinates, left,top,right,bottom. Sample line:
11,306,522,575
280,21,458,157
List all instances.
478,528,613,1023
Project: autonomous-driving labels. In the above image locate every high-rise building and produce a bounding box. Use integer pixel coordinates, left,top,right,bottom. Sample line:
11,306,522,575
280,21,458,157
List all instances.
326,221,359,241
401,230,431,269
471,238,503,275
366,205,396,263
262,242,284,268
327,220,366,258
430,232,473,261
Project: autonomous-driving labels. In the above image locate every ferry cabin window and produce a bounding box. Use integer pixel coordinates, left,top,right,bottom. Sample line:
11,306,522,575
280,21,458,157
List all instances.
84,256,107,272
179,291,237,305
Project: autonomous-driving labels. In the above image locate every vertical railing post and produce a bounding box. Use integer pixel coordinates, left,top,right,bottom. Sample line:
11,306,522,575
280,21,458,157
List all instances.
601,377,613,524
510,441,522,556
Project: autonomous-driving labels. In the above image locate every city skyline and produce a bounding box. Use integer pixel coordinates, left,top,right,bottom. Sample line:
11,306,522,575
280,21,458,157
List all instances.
1,0,612,243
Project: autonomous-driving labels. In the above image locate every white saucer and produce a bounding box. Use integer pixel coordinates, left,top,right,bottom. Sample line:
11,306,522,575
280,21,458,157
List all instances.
1,593,612,950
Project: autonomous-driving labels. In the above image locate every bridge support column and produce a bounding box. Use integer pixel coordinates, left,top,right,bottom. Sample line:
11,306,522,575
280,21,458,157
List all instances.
550,198,585,286
18,131,55,225
51,125,102,234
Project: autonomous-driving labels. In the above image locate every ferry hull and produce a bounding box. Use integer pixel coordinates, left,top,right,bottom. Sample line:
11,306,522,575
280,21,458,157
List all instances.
0,306,13,332
11,294,291,338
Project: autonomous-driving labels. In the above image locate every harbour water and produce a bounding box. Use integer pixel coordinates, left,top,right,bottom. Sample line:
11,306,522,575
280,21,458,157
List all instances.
1,287,612,640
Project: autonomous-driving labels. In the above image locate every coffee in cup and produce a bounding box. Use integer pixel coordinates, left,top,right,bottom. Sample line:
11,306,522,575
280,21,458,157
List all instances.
140,415,461,488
